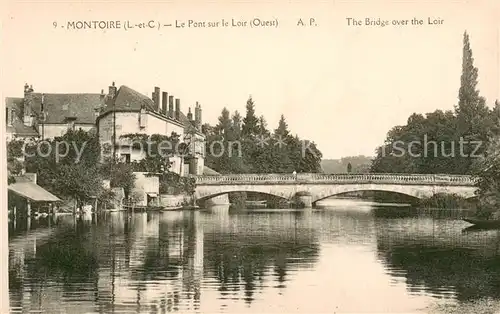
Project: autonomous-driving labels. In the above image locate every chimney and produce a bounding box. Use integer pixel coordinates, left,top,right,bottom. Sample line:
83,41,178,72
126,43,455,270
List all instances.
108,82,117,98
94,107,101,119
100,89,105,101
23,83,34,127
187,107,193,121
194,102,202,130
175,98,180,120
6,108,12,126
168,95,174,118
161,92,168,115
153,87,160,111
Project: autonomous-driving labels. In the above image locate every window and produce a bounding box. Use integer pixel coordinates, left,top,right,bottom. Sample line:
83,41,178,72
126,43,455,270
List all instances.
67,121,75,131
6,108,15,126
62,104,69,110
139,109,148,129
121,153,131,163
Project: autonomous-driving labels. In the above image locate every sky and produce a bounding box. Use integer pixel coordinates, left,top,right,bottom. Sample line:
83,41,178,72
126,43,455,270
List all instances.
1,0,499,159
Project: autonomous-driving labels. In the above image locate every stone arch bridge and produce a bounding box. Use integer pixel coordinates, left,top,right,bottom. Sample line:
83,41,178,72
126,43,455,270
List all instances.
193,173,477,207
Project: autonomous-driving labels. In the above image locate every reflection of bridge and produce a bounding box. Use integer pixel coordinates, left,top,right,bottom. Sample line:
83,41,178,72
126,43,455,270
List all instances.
194,173,477,207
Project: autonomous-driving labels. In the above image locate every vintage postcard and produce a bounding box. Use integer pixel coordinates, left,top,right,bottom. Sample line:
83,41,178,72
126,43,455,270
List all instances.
1,0,500,313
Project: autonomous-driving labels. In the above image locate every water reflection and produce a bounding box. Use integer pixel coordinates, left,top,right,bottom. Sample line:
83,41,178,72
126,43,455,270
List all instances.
202,209,320,304
9,210,320,313
9,203,500,313
374,214,500,302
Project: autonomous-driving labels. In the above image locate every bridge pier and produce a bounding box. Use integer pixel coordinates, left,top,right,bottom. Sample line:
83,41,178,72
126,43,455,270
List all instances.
294,191,313,209
295,195,312,209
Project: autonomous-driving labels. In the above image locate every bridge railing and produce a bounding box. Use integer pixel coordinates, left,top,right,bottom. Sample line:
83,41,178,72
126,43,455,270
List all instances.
192,173,477,186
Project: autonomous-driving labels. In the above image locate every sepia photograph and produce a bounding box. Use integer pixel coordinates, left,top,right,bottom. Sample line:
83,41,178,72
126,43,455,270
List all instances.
1,0,500,313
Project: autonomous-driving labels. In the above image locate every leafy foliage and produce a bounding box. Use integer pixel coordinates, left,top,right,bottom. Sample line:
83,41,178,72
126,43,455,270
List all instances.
203,96,323,174
119,132,185,173
23,129,103,207
474,136,500,217
118,132,196,196
371,32,497,176
159,172,195,195
100,158,136,199
7,139,25,183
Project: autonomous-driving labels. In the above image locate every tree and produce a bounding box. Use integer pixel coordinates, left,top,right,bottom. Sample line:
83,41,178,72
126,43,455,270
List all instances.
232,110,242,138
24,129,104,208
454,31,492,173
257,115,269,136
202,96,323,174
7,139,25,184
215,107,232,137
242,96,259,137
274,114,290,137
100,158,136,199
474,136,500,218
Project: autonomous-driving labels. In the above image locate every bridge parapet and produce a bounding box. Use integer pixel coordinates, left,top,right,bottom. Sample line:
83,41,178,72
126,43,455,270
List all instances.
192,173,477,186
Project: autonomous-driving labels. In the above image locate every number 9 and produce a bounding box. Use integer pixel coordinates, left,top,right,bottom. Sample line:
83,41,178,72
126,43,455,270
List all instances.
53,22,57,28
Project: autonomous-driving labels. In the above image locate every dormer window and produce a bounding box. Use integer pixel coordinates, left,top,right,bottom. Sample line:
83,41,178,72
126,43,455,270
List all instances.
139,107,147,129
65,117,77,131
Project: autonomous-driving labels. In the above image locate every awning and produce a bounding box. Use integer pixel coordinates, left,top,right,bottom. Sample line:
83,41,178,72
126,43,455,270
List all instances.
8,182,61,202
147,193,158,197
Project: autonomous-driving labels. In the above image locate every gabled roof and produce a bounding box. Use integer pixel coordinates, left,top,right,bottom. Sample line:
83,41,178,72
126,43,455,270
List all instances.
113,85,156,111
31,93,104,124
99,85,204,135
5,97,39,137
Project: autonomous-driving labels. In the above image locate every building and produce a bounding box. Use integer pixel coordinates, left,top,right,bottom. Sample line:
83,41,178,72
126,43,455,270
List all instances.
6,94,39,142
5,82,206,176
96,82,205,176
6,83,104,141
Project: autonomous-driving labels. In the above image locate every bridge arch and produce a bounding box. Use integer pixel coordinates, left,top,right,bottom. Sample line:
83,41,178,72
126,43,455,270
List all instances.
195,186,291,202
312,185,429,203
314,189,421,204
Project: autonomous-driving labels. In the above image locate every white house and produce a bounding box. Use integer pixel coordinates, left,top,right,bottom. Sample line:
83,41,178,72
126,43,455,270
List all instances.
96,82,205,176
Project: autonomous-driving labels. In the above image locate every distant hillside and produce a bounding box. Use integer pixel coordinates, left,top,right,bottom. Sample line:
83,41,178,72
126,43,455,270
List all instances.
321,156,372,174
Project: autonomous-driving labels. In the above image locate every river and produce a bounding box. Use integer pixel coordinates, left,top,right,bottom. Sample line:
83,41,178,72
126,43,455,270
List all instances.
8,199,500,313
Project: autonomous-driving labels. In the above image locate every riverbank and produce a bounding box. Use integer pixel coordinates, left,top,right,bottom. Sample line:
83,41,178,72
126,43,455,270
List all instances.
424,298,500,314
418,193,478,210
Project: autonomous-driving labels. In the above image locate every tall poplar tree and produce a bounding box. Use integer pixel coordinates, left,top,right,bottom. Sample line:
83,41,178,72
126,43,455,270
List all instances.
454,31,491,173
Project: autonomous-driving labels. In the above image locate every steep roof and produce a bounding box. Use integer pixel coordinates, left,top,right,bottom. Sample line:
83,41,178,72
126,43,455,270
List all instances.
31,92,104,124
100,85,203,135
5,97,39,137
113,85,156,111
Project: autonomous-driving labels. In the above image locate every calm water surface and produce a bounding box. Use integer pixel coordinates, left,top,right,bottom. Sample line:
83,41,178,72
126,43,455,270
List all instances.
8,200,500,313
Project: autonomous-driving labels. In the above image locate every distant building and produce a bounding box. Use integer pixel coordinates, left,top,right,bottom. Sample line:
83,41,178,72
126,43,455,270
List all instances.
5,94,39,142
5,83,104,141
5,82,206,176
